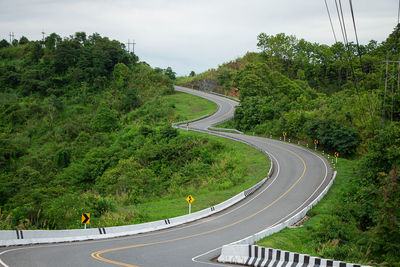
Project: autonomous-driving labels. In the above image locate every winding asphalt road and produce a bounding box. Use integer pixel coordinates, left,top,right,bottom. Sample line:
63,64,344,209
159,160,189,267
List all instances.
0,86,332,267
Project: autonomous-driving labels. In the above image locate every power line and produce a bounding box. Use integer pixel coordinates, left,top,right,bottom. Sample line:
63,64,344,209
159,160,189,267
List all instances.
338,0,350,46
334,0,361,98
334,0,346,45
334,0,355,75
349,0,363,69
324,0,338,43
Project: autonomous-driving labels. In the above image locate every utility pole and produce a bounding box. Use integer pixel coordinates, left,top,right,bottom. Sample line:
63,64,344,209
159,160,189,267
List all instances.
383,55,389,122
382,54,400,123
127,39,136,53
9,32,14,44
41,31,46,45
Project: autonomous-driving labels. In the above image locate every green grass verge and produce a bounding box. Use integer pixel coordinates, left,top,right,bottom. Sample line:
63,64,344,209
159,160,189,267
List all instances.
213,119,236,129
164,91,218,122
175,76,195,85
256,158,370,265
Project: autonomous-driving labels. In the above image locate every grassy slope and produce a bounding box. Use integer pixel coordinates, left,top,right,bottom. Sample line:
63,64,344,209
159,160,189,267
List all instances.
124,130,269,222
103,91,270,225
214,119,236,129
163,91,217,121
256,158,370,265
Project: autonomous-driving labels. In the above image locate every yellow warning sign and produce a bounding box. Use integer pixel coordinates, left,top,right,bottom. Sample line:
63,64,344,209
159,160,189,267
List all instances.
186,195,195,204
82,213,90,224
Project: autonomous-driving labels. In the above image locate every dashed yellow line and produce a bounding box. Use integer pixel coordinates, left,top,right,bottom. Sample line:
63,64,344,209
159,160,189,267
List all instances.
91,144,306,266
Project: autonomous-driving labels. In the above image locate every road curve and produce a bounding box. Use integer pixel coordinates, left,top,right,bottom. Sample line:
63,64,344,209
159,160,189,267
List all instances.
0,87,332,267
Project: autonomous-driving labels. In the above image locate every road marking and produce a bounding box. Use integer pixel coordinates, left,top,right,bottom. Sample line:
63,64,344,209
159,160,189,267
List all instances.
91,144,307,266
204,99,236,127
268,145,329,229
0,258,9,267
191,246,228,266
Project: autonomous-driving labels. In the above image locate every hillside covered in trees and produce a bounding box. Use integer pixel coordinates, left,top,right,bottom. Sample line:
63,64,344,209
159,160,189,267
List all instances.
0,32,261,230
178,26,400,265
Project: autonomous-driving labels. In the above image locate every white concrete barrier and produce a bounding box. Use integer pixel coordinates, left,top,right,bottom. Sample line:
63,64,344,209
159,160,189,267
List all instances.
0,157,271,247
218,244,368,267
216,171,370,267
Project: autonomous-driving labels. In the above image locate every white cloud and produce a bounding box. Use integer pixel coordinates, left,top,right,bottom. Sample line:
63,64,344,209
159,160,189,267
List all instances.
1,0,397,75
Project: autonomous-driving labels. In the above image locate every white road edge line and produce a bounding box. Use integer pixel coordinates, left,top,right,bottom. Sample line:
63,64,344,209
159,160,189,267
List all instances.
191,246,227,266
191,245,247,267
0,259,8,267
268,145,329,228
192,140,329,264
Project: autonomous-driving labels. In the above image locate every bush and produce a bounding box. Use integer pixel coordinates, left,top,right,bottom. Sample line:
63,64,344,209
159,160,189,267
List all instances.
92,103,119,132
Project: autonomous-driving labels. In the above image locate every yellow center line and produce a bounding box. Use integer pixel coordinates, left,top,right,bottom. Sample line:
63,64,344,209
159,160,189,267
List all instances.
91,143,306,266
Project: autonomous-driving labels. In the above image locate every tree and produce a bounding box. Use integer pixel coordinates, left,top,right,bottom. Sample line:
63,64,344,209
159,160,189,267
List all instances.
164,67,176,80
373,167,400,262
257,32,297,60
189,71,196,77
0,39,9,49
92,103,119,132
217,69,233,88
54,38,81,73
122,87,139,111
19,36,29,45
45,33,61,50
56,148,71,168
357,122,400,263
112,63,131,89
29,41,44,63
74,32,87,44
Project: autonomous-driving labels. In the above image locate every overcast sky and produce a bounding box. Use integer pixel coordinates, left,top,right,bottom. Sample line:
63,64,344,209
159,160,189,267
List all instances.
0,0,398,76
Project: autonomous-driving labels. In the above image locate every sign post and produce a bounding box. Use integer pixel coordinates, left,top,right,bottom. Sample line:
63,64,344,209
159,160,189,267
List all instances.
283,131,287,142
314,139,318,150
186,122,189,131
82,213,90,229
186,195,195,214
334,152,339,164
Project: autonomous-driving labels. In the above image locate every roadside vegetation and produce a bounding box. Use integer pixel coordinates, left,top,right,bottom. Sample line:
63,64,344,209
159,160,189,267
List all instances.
177,26,400,265
163,92,217,121
0,33,268,230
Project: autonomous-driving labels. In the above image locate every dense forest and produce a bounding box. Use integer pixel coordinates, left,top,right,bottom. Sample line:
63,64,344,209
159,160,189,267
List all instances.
0,32,251,229
178,26,400,265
